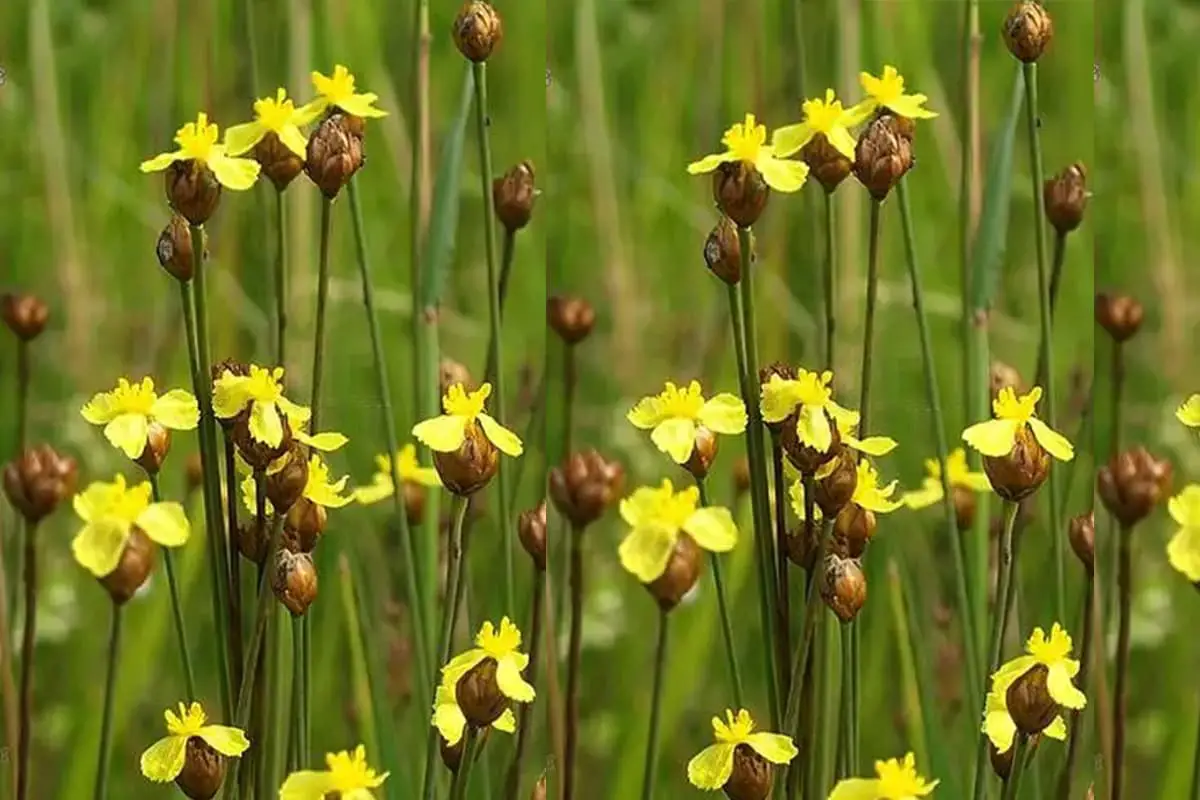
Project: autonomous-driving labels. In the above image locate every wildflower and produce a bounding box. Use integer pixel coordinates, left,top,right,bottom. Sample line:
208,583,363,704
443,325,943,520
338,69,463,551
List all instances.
961,386,1073,501
686,709,797,796
432,682,516,751
827,752,938,799
81,377,199,465
844,66,938,128
72,474,189,578
413,382,522,496
213,364,311,450
494,160,537,232
1178,394,1200,428
453,0,504,62
984,680,1066,767
627,380,747,473
902,448,992,529
139,702,248,797
985,624,1085,745
297,65,388,123
773,89,858,191
1003,0,1054,63
548,449,624,529
547,295,596,345
224,88,309,189
279,745,388,799
3,445,77,524
441,618,535,728
1167,485,1200,582
1,292,48,341
241,454,351,550
353,444,442,504
792,460,901,520
1044,162,1088,234
1094,292,1144,342
853,113,914,200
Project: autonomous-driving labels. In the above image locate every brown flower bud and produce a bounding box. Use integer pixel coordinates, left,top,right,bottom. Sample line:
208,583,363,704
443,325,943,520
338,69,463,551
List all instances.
237,519,268,565
952,485,978,531
493,160,536,232
433,422,500,496
723,743,774,800
1094,292,1144,343
285,498,327,551
305,113,364,198
231,412,293,471
989,361,1024,402
439,358,475,396
821,554,866,623
135,422,173,475
274,549,318,616
703,215,748,285
175,735,227,799
646,532,703,611
853,113,914,200
982,425,1051,503
254,130,305,191
1,293,49,341
780,412,841,475
1044,162,1087,235
683,425,719,481
813,446,859,518
185,453,204,496
833,502,875,559
100,527,156,605
1068,511,1095,573
165,160,221,225
548,450,624,529
1006,663,1059,735
713,161,770,228
1097,447,1172,528
456,657,510,727
518,501,548,571
2,445,77,524
402,481,428,527
531,775,547,800
440,733,464,773
156,215,205,282
266,445,310,514
453,1,503,63
989,739,1014,780
733,457,752,500
786,522,820,572
1003,1,1054,63
802,132,853,193
547,295,596,345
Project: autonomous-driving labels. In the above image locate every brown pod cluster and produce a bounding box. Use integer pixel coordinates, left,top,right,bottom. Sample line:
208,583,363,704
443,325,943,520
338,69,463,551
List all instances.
1097,447,1172,528
853,112,914,200
493,160,536,232
175,736,226,799
722,744,773,800
285,498,328,552
156,214,205,282
433,422,500,496
683,426,720,481
1044,162,1088,234
703,215,748,286
254,131,305,191
453,1,503,63
518,500,548,570
802,133,852,193
265,445,310,514
780,413,840,475
833,502,876,559
813,446,859,518
1,292,49,341
305,113,364,198
646,533,703,611
439,358,475,396
3,445,77,523
100,528,156,604
1005,664,1059,735
456,658,509,727
273,549,319,616
989,361,1024,402
165,161,222,226
1094,292,1144,343
135,422,173,475
547,295,597,345
821,554,867,623
548,450,624,529
1068,511,1095,573
982,426,1051,502
713,161,770,228
1003,1,1054,63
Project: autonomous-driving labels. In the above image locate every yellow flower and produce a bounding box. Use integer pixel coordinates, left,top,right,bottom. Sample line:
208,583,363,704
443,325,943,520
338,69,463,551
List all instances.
761,370,856,454
1167,485,1200,581
1177,394,1200,428
279,745,388,799
790,460,902,520
224,88,310,158
687,113,809,193
354,444,442,505
139,112,261,190
686,709,797,789
844,66,939,128
440,618,535,704
241,454,353,515
827,752,938,799
772,89,859,161
80,377,199,460
296,65,388,124
212,365,311,449
902,448,993,510
627,380,747,464
140,701,248,782
431,683,516,747
982,681,1067,756
961,386,1074,462
617,479,738,582
72,475,190,577
830,407,898,458
412,383,523,457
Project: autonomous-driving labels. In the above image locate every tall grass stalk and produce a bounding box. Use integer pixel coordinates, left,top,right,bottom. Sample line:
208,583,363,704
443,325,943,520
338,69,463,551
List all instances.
448,729,479,800
1033,231,1069,391
857,200,882,436
959,0,981,426
338,555,380,769
1001,736,1031,800
223,438,244,694
564,523,585,800
148,473,196,701
91,602,121,800
836,623,853,780
639,609,669,800
697,478,743,708
503,564,545,800
248,476,269,791
274,190,288,369
1112,522,1134,800
408,0,431,413
1058,569,1094,799
772,447,791,701
1191,694,1200,800
15,520,36,800
15,342,28,454
822,192,836,372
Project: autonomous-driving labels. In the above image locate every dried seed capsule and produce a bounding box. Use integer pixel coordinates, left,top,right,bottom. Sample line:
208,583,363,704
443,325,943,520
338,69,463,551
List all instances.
703,215,747,286
780,410,841,475
453,1,503,63
723,743,774,800
952,485,978,532
266,444,310,514
813,446,859,518
1094,292,1144,343
547,295,596,345
0,292,49,341
1097,447,1172,528
135,422,173,475
802,133,852,193
305,113,364,198
230,412,293,471
518,500,548,571
833,502,875,559
1006,663,1059,735
1068,511,1095,573
455,657,509,727
285,498,328,551
646,532,703,611
493,160,536,232
439,358,475,396
853,113,914,201
785,522,819,572
1044,162,1088,234
683,425,719,481
157,214,203,283
989,361,1024,402
253,130,305,191
100,528,156,604
548,450,624,529
273,549,318,616
713,161,770,229
982,426,1051,503
1003,1,1054,63
166,161,222,226
175,735,226,799
2,445,77,524
821,554,866,623
433,422,500,496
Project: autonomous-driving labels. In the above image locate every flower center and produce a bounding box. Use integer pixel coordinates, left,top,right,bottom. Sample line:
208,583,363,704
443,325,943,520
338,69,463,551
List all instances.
316,65,357,104
870,68,906,105
804,93,846,134
477,619,521,659
112,379,157,415
245,366,285,403
166,702,207,737
327,749,380,790
993,387,1039,423
255,91,297,132
715,709,755,743
724,113,766,163
876,760,926,798
444,384,489,419
175,113,219,163
659,382,705,420
793,370,833,408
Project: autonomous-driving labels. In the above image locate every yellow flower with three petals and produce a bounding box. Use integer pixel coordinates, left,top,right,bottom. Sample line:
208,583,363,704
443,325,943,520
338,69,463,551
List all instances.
617,479,738,582
241,454,353,515
279,745,388,799
686,709,797,789
902,448,992,510
432,683,516,748
626,380,747,464
440,618,536,705
139,112,261,190
761,370,859,454
72,475,190,577
297,65,389,123
687,113,809,193
961,386,1074,462
412,382,523,457
212,365,311,449
843,65,939,127
827,752,938,799
1177,394,1200,428
1166,485,1200,581
772,89,859,161
224,88,310,158
139,702,249,782
81,377,199,460
790,460,903,520
353,444,442,505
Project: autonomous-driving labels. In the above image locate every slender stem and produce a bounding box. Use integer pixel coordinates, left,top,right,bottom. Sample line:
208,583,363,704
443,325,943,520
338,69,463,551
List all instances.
224,437,244,695
486,228,518,387
564,523,584,800
409,0,432,412
959,0,979,426
972,501,1022,800
1110,341,1124,460
639,609,670,800
858,200,882,436
774,444,792,701
1033,232,1068,391
968,313,992,668
836,623,853,780
1102,343,1125,641
15,342,28,454
1191,688,1200,800
1058,570,1094,799
697,479,744,708
310,198,333,431
15,521,36,800
250,477,268,787
91,603,121,800
274,189,288,369
1001,736,1030,800
289,615,303,771
0,519,17,800
1112,523,1133,800
850,619,860,773
449,728,479,800
783,519,835,736
504,567,545,800
148,474,197,701
823,191,836,372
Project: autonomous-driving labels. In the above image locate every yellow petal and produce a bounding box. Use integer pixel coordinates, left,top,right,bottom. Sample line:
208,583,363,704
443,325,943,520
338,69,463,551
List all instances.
249,400,284,448
135,502,191,547
687,151,734,175
494,708,517,734
337,93,388,119
1177,395,1200,427
1168,526,1200,581
276,396,312,426
1047,663,1086,710
826,125,858,159
962,418,1020,458
296,431,349,452
619,486,665,529
1045,715,1068,741
222,121,266,156
478,413,524,457
440,650,487,690
1028,418,1075,462
841,98,878,128
698,394,748,435
963,473,994,492
73,480,116,523
410,466,442,488
745,732,798,765
902,480,943,510
627,395,664,430
797,405,833,452
207,150,261,190
413,415,468,453
756,154,809,193
770,122,814,159
292,98,329,127
618,525,676,583
682,507,738,553
846,434,897,457
353,475,394,505
139,734,188,781
279,770,339,799
151,390,200,430
104,413,150,459
307,476,354,509
496,654,536,703
1169,486,1200,528
686,742,737,789
888,93,938,120
72,520,130,577
278,124,309,158
827,778,883,800
650,418,698,465
761,377,802,423
139,149,186,173
196,724,250,757
212,374,252,419
81,391,118,424
433,691,467,746
983,706,1016,754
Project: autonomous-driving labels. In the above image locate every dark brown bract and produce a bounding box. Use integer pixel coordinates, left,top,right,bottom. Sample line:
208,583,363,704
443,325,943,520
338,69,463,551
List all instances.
166,160,222,225
853,113,913,200
1068,511,1095,573
547,295,597,345
175,736,226,799
683,425,720,481
265,444,310,514
455,657,510,727
713,161,770,228
780,411,840,475
548,450,624,529
833,502,875,559
723,743,773,800
802,132,852,193
1003,1,1054,63
813,446,859,518
493,160,537,232
518,500,548,570
305,113,364,198
1044,162,1088,234
1,292,49,341
821,554,866,623
1097,447,1172,528
646,532,703,611
2,444,77,524
135,422,173,475
703,215,747,286
100,528,156,605
453,1,503,63
1094,292,1144,343
983,425,1051,502
433,421,500,496
1005,663,1059,735
253,130,305,190
273,549,318,616
156,214,203,282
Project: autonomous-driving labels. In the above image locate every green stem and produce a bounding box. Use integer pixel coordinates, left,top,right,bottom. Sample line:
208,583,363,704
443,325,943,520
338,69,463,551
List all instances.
822,191,836,372
1032,232,1067,392
959,0,978,422
836,623,853,780
92,603,121,800
639,609,669,800
774,444,792,702
1191,688,1200,800
1058,570,1094,799
288,616,302,771
449,728,479,800
148,474,197,701
504,568,544,800
564,524,584,800
485,229,518,385
15,521,36,800
274,189,288,369
15,341,28,454
783,519,835,738
697,479,744,709
1112,524,1132,800
967,315,992,668
223,437,244,696
850,620,860,773
250,477,268,788
1001,736,1030,800
858,200,882,436
309,198,333,431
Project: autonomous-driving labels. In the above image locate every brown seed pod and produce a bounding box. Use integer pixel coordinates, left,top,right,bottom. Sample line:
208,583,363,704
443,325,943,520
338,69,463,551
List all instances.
646,533,704,611
1044,162,1088,235
713,161,770,228
813,446,859,518
723,743,773,800
1094,292,1144,343
683,425,720,481
156,214,204,283
273,549,318,616
305,113,364,198
266,447,310,515
1096,447,1172,528
547,295,597,345
135,422,173,475
433,422,500,496
439,358,475,396
402,481,428,527
493,160,536,232
780,411,841,475
1003,0,1054,63
165,161,222,226
952,485,978,532
1005,663,1059,736
1068,511,1095,573
253,130,305,191
982,426,1051,503
853,112,914,200
455,657,510,727
733,457,752,500
548,450,624,529
989,361,1024,403
703,215,748,286
230,411,293,471
802,132,852,193
1,292,49,341
2,445,78,524
833,502,876,559
518,500,548,571
785,522,821,572
185,453,204,496
100,528,156,605
452,0,503,63
821,554,866,623
284,497,327,551
175,735,226,799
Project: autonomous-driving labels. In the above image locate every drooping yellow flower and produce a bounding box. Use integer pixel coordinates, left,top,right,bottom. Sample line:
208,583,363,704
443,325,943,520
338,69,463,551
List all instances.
961,386,1074,462
772,89,859,161
354,444,442,505
72,475,190,577
627,381,747,464
440,618,535,704
279,745,388,799
827,752,938,799
1177,394,1200,428
830,407,899,458
687,113,809,193
140,701,249,782
241,454,353,515
844,66,939,127
212,365,311,449
790,460,902,520
1167,485,1200,581
618,479,738,582
296,65,388,124
761,370,857,454
686,709,797,789
982,680,1067,756
903,448,993,510
81,377,199,460
432,683,516,748
412,382,523,457
224,88,310,158
139,112,261,190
